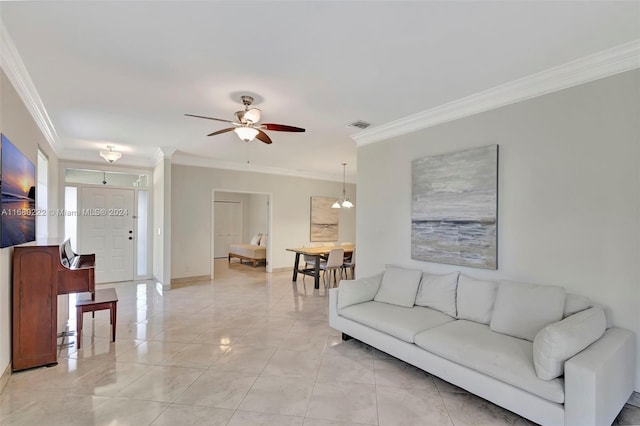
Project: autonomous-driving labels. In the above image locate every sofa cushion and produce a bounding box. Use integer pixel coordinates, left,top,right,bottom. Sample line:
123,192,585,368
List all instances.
456,275,497,324
533,306,606,380
339,301,454,343
563,293,591,318
415,320,565,404
490,282,565,341
337,273,383,310
373,265,423,307
415,272,459,317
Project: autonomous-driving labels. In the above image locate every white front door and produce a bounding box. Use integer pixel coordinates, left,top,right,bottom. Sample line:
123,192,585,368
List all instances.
214,201,242,258
79,187,135,283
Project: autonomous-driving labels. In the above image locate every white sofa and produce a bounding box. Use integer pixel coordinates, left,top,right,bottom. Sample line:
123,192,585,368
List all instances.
328,266,636,426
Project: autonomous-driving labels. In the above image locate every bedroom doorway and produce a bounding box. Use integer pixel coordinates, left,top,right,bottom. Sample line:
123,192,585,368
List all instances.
213,201,242,258
211,190,273,276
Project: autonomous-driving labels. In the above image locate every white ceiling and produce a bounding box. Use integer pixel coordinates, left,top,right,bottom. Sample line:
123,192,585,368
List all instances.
1,1,638,182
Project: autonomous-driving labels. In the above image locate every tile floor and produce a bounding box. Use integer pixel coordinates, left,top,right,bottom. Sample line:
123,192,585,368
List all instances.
1,259,639,425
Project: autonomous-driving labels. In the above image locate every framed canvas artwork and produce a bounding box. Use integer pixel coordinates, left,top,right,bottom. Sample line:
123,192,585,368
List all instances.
1,134,36,248
412,144,498,269
310,196,339,242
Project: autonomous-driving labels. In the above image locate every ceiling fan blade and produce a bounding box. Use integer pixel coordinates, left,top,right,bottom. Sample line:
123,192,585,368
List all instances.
207,128,235,137
185,113,234,123
262,123,305,132
256,130,273,144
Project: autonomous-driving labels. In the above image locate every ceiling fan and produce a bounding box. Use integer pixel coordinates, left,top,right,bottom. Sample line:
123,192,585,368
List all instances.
185,95,305,144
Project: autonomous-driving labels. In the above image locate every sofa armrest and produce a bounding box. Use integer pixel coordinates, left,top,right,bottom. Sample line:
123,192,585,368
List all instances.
564,327,635,426
337,273,384,311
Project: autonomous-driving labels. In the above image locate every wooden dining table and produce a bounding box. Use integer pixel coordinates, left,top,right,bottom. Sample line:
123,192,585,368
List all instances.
286,244,355,289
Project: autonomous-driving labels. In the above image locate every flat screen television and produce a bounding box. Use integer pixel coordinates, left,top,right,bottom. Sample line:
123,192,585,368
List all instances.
1,133,36,248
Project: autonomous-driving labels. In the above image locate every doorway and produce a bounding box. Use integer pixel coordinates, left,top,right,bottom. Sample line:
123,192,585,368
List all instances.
213,201,242,258
79,187,135,283
212,190,272,275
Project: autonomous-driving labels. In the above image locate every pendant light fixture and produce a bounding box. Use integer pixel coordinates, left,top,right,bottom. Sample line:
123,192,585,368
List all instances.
332,163,354,209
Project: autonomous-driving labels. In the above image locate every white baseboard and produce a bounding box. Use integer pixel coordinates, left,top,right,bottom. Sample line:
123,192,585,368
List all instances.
170,275,210,285
0,362,11,394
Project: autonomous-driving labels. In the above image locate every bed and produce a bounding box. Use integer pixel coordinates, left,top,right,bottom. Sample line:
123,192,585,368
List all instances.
228,234,267,267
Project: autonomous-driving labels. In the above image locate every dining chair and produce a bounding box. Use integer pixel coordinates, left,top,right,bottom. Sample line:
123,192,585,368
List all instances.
320,248,344,289
302,243,322,287
340,242,354,268
342,248,356,279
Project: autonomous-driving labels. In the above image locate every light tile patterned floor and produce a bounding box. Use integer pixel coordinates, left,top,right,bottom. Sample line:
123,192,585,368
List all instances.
1,259,638,425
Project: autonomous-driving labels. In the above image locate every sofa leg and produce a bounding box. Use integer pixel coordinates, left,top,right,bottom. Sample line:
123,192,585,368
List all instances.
341,333,353,341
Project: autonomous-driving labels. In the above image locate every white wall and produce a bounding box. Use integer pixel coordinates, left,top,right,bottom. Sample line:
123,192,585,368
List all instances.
357,70,640,390
248,193,269,239
0,68,61,384
171,165,356,278
152,158,171,287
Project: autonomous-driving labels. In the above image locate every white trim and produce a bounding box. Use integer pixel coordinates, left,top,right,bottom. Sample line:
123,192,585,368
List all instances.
353,40,640,146
172,152,353,184
0,21,61,154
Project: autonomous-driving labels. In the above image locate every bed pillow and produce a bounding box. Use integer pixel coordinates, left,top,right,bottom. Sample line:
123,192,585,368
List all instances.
373,265,423,307
533,306,606,380
415,272,459,317
456,275,498,324
250,233,262,246
259,235,267,247
490,282,565,341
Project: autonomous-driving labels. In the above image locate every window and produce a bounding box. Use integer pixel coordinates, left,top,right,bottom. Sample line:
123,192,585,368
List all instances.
36,150,48,239
137,190,148,276
64,186,78,249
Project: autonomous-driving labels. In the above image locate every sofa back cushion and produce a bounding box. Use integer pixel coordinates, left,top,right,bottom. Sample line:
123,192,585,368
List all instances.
456,275,498,324
490,282,566,341
338,273,384,311
533,306,606,380
563,293,591,318
415,272,459,317
373,265,423,307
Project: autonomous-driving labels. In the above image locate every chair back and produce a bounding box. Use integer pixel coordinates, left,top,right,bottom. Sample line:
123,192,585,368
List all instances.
303,243,321,263
346,248,355,264
323,242,336,247
325,248,344,268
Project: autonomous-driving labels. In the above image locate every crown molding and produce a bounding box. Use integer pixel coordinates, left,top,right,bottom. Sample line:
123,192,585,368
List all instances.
0,22,61,155
171,153,354,184
353,40,640,147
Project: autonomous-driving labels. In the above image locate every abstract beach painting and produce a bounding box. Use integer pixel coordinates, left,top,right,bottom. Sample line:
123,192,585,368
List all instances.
412,145,498,269
310,196,339,242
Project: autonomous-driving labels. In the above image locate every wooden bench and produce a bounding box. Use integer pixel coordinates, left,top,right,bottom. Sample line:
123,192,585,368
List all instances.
75,288,118,349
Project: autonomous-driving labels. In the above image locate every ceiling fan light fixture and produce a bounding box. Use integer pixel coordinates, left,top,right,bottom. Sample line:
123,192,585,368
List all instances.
99,145,122,163
234,126,259,142
244,108,261,124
